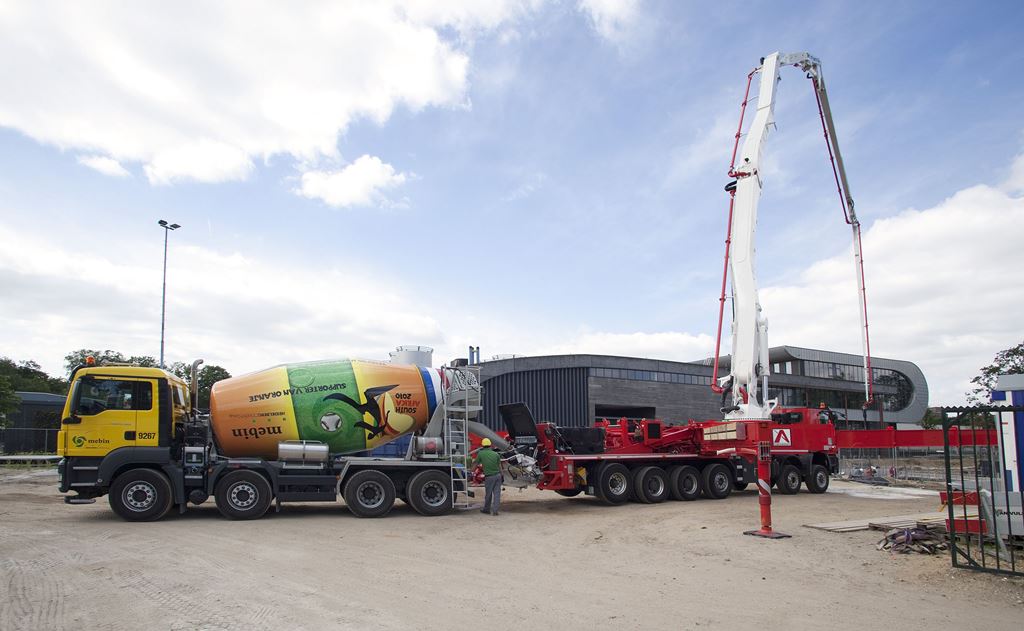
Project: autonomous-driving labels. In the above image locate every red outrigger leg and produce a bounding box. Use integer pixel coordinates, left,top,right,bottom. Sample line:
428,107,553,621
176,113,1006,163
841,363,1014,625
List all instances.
744,421,790,539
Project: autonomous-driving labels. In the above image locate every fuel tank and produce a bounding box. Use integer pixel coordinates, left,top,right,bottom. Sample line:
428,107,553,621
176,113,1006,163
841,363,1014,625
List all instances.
209,359,447,458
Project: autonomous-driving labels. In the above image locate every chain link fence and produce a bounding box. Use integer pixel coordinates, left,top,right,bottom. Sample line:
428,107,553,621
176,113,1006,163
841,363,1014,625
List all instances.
0,427,60,455
838,447,951,487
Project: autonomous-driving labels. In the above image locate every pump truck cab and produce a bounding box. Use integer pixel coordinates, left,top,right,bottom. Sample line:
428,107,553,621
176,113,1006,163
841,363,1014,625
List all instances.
58,357,486,521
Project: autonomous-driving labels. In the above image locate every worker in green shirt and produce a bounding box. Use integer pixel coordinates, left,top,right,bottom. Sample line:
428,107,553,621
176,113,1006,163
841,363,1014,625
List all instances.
475,438,502,516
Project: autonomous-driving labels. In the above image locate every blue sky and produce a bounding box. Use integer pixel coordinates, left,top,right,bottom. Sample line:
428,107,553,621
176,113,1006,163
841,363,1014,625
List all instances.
1,1,1023,405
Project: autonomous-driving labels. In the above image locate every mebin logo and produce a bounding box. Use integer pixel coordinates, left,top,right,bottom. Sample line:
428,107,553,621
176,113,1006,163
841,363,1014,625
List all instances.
71,435,109,448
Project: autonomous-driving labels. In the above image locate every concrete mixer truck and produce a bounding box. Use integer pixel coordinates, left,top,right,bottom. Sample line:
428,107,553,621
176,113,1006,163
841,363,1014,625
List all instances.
56,357,502,521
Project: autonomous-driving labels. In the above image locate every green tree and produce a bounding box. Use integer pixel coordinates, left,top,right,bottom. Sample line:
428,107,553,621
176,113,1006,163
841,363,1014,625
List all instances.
919,407,943,430
967,340,1024,403
0,375,19,427
163,362,232,408
0,357,68,394
63,349,157,375
167,361,190,381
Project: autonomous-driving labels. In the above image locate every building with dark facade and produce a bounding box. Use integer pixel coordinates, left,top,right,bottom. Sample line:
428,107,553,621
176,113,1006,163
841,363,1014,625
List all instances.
476,346,927,431
1,392,66,454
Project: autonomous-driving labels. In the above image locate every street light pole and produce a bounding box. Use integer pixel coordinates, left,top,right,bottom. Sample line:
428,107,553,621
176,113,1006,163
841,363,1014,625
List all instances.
158,219,181,368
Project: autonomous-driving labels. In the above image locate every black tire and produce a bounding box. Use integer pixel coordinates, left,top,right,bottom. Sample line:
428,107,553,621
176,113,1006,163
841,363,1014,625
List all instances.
630,466,651,503
343,470,397,518
668,465,701,501
805,464,830,494
776,464,802,495
595,463,631,505
702,463,733,500
215,470,273,520
406,469,453,516
632,466,670,503
108,468,174,522
555,489,582,497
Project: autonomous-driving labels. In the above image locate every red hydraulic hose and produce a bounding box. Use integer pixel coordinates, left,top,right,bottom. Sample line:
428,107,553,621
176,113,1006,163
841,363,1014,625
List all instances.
856,226,874,405
712,67,757,394
812,78,851,224
810,76,874,406
711,189,737,394
728,71,756,174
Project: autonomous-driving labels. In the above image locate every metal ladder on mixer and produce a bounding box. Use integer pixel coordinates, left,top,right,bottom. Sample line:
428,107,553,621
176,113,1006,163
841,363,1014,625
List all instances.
444,364,481,510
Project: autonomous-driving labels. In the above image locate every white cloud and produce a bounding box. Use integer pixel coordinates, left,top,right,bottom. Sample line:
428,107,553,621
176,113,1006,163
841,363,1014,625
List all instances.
76,155,130,178
297,155,408,208
0,2,535,186
1005,151,1024,193
542,330,716,362
577,0,641,44
0,221,444,377
144,141,254,185
760,185,1024,405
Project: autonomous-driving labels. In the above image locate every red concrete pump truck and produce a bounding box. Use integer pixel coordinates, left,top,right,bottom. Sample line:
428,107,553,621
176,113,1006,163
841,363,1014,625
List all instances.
709,51,873,535
487,53,871,526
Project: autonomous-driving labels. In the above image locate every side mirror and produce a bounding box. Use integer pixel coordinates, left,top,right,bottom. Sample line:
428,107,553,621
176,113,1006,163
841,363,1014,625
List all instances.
62,415,82,425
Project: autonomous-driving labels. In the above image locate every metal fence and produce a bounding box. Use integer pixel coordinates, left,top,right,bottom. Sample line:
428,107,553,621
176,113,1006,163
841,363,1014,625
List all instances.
0,427,60,455
838,448,949,485
943,406,1024,577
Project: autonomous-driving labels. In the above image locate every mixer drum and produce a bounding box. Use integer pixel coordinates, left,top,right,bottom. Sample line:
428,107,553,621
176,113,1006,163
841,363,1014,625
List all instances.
209,359,443,458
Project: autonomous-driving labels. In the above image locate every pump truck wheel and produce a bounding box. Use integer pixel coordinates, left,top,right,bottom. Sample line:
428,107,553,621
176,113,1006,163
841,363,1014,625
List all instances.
406,469,453,516
632,466,670,503
805,464,830,494
108,468,174,522
215,470,273,520
344,470,397,518
701,463,733,500
595,463,632,505
555,489,582,497
776,464,802,495
668,465,701,501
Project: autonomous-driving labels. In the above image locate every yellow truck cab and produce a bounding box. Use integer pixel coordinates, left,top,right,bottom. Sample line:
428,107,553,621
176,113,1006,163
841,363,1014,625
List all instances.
58,360,192,519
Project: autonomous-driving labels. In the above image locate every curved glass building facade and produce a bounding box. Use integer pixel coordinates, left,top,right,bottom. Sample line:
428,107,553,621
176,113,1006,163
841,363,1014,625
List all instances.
477,346,927,431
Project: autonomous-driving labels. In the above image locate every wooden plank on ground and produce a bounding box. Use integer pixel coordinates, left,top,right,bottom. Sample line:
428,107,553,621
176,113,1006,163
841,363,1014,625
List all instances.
807,510,979,533
805,512,948,532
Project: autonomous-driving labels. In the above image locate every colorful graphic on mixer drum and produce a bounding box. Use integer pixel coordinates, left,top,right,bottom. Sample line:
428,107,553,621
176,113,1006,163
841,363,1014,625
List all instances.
209,359,441,458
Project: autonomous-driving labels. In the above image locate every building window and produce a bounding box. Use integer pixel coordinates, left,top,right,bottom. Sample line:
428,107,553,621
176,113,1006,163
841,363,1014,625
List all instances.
589,368,712,386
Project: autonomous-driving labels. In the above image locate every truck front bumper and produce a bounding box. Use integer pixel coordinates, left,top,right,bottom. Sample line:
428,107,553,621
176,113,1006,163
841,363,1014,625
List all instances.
57,458,69,493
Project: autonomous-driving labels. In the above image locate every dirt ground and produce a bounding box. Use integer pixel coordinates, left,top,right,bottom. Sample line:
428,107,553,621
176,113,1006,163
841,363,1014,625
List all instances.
2,467,1022,630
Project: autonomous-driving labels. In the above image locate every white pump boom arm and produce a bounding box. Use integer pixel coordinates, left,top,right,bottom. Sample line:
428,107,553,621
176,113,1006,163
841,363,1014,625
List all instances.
716,51,873,420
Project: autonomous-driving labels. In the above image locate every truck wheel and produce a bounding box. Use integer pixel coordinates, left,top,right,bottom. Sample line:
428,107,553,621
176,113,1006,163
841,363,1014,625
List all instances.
668,465,701,501
406,470,452,516
596,463,631,505
702,463,733,500
805,464,830,494
215,470,272,520
776,464,802,495
109,468,173,522
344,470,396,518
556,489,582,497
632,466,669,503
